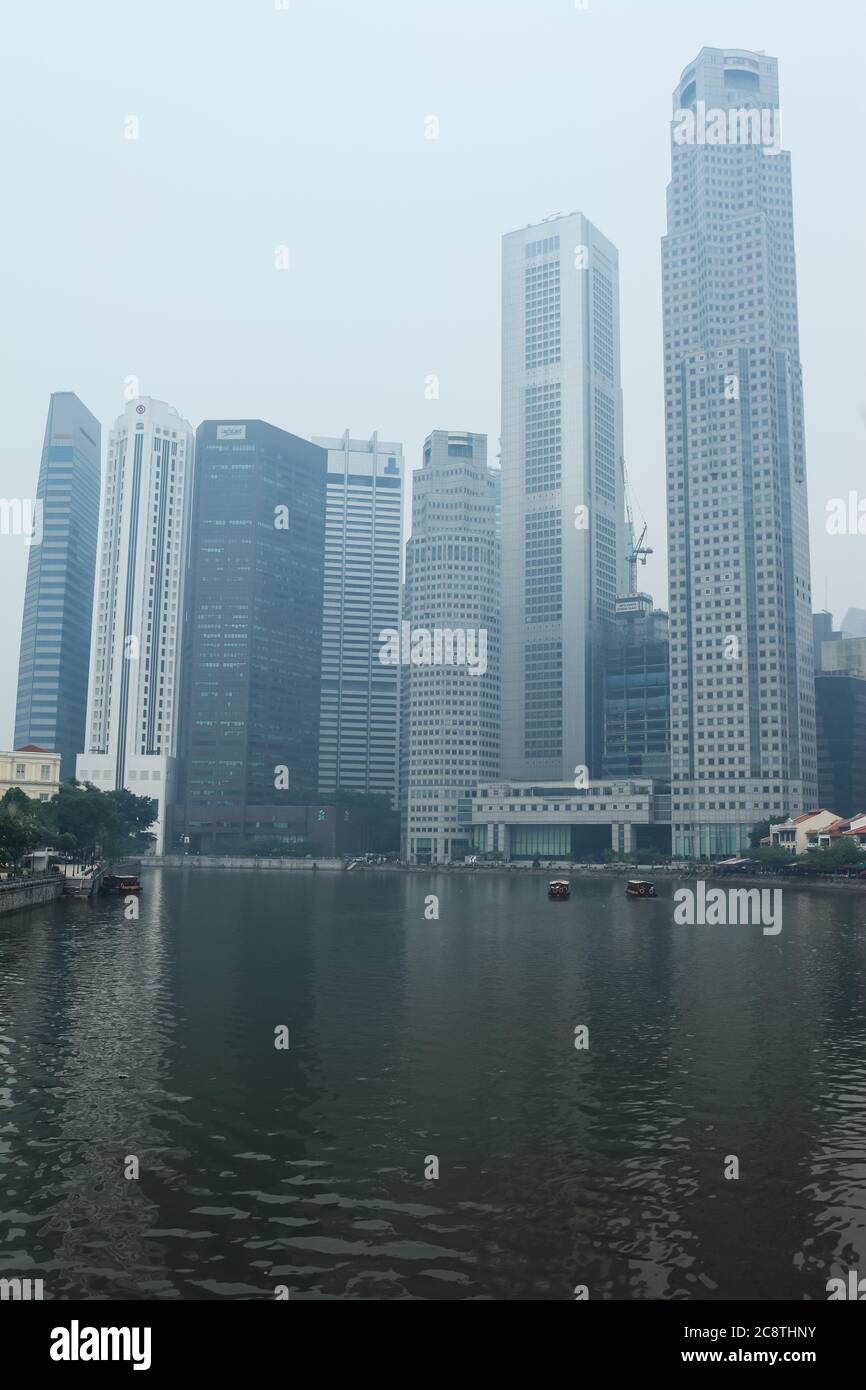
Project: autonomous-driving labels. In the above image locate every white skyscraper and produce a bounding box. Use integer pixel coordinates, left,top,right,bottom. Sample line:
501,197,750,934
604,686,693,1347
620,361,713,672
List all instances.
500,213,625,784
663,49,817,857
77,397,195,853
402,431,500,865
313,431,404,806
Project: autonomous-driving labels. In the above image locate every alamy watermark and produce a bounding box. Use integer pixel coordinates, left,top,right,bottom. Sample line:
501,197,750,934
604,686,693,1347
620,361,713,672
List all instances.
826,492,866,535
827,1269,866,1299
674,881,782,936
0,1276,43,1299
378,623,487,675
673,101,781,156
0,498,42,546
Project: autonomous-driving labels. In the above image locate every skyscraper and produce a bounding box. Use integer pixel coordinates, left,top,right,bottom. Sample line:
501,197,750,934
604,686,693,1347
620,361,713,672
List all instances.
500,213,625,784
172,420,326,854
14,392,100,780
402,431,500,864
662,48,817,857
312,431,403,806
76,397,195,853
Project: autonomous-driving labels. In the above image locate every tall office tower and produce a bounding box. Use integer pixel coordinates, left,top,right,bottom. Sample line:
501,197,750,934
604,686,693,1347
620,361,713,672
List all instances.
172,421,326,854
402,431,500,864
76,397,194,853
14,393,100,780
312,431,403,806
662,48,817,858
501,213,625,784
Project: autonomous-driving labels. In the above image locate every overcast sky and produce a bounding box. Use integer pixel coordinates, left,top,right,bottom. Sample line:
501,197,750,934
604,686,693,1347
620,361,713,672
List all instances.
1,0,864,743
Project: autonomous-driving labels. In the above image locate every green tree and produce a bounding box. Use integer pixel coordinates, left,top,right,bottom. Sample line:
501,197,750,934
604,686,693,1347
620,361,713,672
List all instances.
43,781,156,862
753,844,794,868
48,781,113,860
103,788,157,855
805,837,865,869
0,788,44,873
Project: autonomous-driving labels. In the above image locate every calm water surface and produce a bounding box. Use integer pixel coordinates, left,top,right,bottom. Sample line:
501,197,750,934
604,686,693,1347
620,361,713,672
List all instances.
2,869,866,1300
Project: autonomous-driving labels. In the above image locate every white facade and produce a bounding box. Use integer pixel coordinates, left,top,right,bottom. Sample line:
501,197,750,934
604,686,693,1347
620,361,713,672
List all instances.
0,746,61,803
770,810,847,856
501,213,625,784
77,397,194,853
313,431,403,806
402,431,500,864
472,779,661,861
662,49,817,858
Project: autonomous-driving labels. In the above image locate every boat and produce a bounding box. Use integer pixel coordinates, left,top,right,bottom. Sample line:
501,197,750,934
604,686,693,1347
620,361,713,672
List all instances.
626,879,656,898
103,874,141,894
548,880,571,900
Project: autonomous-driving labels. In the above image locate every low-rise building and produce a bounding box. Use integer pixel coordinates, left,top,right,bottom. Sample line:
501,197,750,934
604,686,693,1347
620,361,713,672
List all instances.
842,812,866,849
0,745,61,803
769,809,847,855
471,778,671,861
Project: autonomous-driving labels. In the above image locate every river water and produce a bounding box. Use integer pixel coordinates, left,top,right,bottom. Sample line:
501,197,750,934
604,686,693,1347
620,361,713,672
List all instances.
1,868,865,1300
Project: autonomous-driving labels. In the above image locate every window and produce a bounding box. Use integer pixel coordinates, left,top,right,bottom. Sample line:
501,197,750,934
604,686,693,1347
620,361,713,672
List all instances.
15,762,26,778
525,384,562,493
41,764,52,780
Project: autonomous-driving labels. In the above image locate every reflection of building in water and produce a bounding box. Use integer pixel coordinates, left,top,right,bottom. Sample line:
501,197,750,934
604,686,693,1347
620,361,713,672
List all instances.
24,878,174,1295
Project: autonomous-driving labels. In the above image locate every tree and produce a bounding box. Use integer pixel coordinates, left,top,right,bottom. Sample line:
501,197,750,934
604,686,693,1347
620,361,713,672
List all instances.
47,781,113,861
753,844,793,868
0,789,44,874
805,837,865,869
42,781,156,861
103,788,157,856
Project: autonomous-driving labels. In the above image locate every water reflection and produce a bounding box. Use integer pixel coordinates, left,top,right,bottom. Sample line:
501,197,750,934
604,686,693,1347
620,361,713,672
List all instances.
0,870,864,1299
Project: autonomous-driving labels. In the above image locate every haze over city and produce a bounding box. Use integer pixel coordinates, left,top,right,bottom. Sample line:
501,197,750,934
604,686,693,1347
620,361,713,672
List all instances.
3,0,866,1341
2,0,864,738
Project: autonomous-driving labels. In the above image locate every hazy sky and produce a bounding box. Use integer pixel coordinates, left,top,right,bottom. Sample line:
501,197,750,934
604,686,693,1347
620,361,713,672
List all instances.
2,0,864,743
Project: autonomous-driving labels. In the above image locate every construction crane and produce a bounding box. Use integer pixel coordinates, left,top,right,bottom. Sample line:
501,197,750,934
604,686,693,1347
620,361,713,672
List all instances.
621,458,653,597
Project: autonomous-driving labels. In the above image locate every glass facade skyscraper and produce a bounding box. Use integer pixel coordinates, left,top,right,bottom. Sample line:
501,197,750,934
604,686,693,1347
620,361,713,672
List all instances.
602,596,671,787
173,420,326,852
663,48,817,857
14,392,101,781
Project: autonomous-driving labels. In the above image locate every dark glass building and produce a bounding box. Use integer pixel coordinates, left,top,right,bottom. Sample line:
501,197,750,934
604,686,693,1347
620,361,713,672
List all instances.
815,671,866,819
173,421,327,852
14,392,101,781
602,596,671,785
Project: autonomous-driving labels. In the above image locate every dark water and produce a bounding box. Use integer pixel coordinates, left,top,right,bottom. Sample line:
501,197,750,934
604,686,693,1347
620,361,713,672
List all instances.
2,869,866,1301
